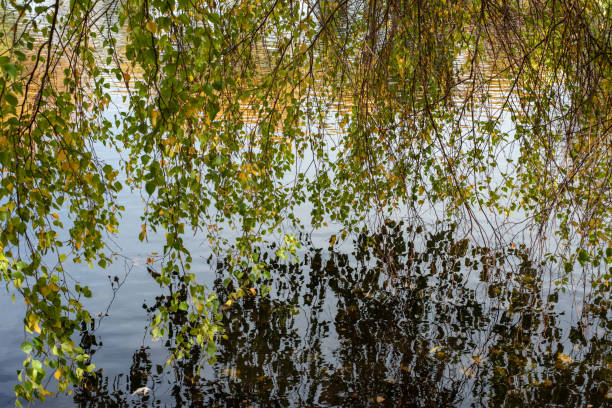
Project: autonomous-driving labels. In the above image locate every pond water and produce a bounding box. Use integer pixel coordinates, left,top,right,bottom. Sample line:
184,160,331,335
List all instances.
1,213,610,406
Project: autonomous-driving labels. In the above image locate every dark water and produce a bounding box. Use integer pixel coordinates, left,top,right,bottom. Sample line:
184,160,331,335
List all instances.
6,221,606,407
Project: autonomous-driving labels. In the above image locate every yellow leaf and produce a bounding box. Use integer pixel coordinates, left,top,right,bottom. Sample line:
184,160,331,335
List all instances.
27,314,41,333
146,21,158,34
51,213,59,220
329,235,336,247
249,287,257,296
429,346,442,354
376,396,385,403
557,353,572,366
151,110,160,126
54,369,62,380
40,286,50,297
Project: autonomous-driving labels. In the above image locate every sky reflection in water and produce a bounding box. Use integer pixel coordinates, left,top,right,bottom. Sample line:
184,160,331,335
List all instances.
66,221,610,407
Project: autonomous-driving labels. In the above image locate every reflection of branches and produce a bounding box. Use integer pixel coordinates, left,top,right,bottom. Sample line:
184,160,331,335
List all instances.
70,224,609,406
95,259,134,330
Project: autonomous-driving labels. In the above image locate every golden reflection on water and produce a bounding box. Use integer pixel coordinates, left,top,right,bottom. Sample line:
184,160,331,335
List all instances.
1,2,520,135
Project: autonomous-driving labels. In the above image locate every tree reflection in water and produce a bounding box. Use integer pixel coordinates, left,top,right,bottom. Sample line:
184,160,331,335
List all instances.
73,222,610,407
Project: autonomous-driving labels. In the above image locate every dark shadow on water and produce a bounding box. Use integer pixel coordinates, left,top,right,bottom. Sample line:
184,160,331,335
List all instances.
72,221,610,407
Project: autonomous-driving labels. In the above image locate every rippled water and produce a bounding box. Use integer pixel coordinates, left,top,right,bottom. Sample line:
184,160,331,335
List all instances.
2,218,608,407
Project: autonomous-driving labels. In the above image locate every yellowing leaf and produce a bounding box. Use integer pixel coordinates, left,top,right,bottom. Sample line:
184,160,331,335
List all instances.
329,235,337,247
249,287,257,296
429,346,442,354
146,21,158,34
376,396,385,403
54,369,62,380
151,110,160,126
27,314,41,333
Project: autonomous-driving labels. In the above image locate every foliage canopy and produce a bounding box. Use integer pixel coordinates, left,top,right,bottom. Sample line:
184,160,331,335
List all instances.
0,0,610,404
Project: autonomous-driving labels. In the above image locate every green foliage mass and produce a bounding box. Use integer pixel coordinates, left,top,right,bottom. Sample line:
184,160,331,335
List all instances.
0,0,610,404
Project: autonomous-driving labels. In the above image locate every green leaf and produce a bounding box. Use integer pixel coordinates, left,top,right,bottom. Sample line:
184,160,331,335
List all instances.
2,63,17,79
20,342,33,354
4,93,18,106
145,181,156,195
578,250,589,265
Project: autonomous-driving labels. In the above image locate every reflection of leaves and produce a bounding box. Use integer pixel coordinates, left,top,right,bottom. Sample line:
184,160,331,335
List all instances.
220,367,241,380
71,225,608,407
